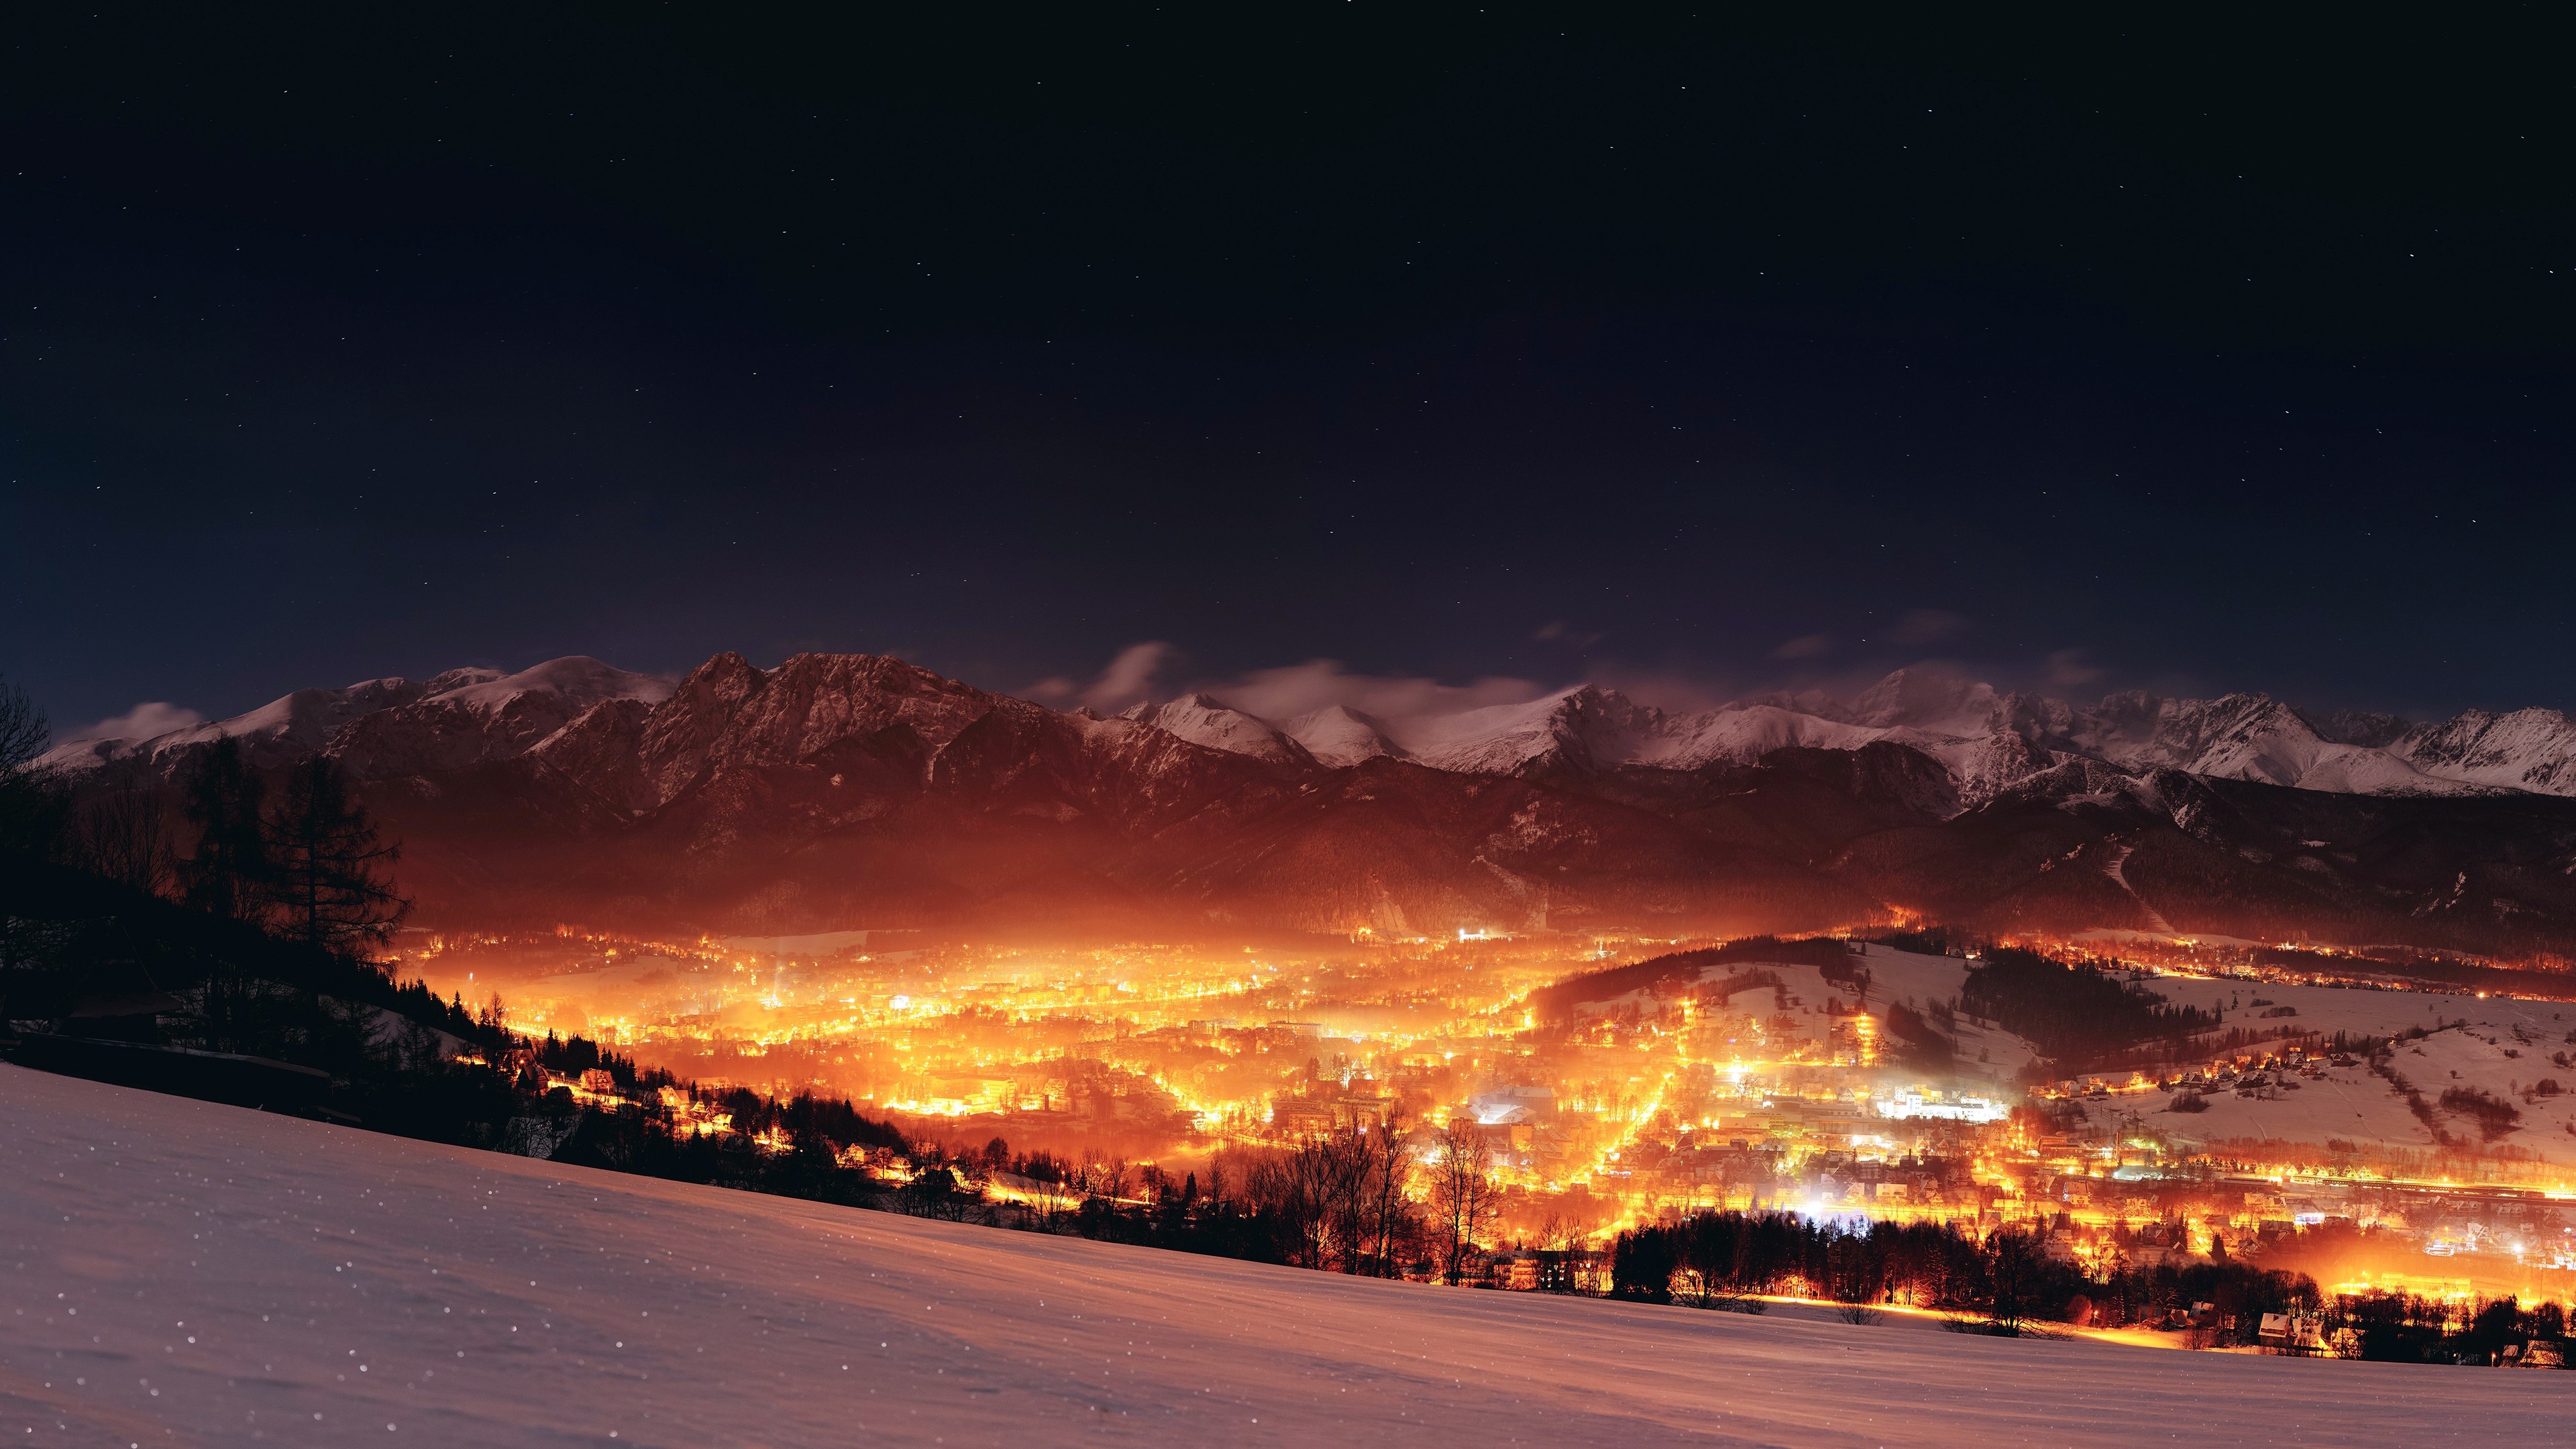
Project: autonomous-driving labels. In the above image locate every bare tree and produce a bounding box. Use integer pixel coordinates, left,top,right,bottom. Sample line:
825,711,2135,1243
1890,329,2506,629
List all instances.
1538,1211,1582,1253
0,674,63,857
0,676,71,1007
1360,1109,1419,1277
1238,1114,1420,1275
1246,1140,1330,1268
75,788,176,896
0,674,45,776
1430,1117,1501,1285
1318,1114,1384,1273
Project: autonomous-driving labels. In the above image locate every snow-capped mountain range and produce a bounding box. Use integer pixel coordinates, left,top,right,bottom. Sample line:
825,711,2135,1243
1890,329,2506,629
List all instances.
44,656,2576,810
1090,669,2576,806
40,651,2576,950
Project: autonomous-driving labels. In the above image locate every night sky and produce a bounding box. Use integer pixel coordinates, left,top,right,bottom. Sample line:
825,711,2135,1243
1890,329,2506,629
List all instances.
5,7,2570,734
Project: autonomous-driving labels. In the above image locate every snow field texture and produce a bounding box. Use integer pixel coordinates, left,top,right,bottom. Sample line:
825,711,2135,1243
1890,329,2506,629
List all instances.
2,1063,2567,1446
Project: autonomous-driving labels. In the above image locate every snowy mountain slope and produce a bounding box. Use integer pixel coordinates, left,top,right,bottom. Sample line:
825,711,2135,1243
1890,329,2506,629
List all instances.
38,674,436,773
1103,671,2496,806
2396,708,2576,794
1279,704,1405,765
1220,668,1991,782
1845,667,2000,734
2310,708,2415,749
2074,693,2471,796
425,655,672,714
618,651,1064,811
1118,693,1316,767
1632,704,1928,769
8,1063,2557,1449
1397,685,1650,773
2078,972,2576,1165
1311,674,2576,806
38,657,671,779
1386,688,1925,777
332,657,674,777
1343,677,2539,804
1981,690,2404,794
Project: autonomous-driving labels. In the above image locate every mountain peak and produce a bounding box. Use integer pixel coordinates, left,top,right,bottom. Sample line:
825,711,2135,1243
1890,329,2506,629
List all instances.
1120,694,1314,767
426,655,674,712
1281,704,1405,767
1847,669,1997,734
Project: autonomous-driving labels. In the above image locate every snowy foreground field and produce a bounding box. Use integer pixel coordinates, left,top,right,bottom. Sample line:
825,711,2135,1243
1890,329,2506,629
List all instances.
4,1065,2567,1448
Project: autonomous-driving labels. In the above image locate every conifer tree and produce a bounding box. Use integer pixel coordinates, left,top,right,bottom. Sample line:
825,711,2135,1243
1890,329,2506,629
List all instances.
268,754,410,953
181,736,275,922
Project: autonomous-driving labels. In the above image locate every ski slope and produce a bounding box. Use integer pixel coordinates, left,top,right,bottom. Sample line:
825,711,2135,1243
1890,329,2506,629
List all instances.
3,1065,2567,1447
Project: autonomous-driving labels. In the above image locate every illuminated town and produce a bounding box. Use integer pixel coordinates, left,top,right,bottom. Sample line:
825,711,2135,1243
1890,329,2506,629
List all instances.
18,9,2576,1442
403,924,2576,1322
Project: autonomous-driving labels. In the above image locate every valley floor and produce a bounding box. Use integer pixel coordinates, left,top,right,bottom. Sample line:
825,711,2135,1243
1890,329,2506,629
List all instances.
3,1064,2567,1447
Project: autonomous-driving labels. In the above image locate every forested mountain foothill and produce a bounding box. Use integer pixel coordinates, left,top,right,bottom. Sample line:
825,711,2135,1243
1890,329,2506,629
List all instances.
4,676,2572,1358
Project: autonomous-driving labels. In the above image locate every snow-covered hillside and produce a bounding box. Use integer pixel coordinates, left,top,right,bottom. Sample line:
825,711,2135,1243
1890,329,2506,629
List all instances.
2059,965,2576,1165
8,1065,2561,1448
1720,945,2576,1167
1831,943,2576,1166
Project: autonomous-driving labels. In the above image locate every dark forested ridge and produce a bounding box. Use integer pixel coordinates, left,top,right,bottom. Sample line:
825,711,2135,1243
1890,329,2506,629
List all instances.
1527,936,1858,1022
1958,947,2216,1067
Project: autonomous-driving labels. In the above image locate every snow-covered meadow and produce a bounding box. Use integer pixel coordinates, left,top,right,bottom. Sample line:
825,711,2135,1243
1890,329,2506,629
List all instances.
3,1064,2565,1446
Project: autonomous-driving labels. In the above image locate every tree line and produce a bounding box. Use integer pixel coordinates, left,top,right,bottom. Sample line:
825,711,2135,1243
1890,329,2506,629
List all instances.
879,1110,1510,1283
1609,1210,2319,1338
1609,1208,2574,1359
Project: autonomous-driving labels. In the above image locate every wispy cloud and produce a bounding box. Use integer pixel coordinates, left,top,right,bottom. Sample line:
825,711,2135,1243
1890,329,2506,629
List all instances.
66,701,203,744
1027,641,1179,712
1031,635,2123,743
1208,659,1546,736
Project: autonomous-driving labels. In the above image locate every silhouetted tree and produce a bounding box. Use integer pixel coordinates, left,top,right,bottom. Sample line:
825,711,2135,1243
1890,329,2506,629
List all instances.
182,737,276,923
1981,1229,2045,1334
75,787,176,896
1430,1117,1500,1284
1359,1109,1420,1277
268,754,409,953
1250,1108,1419,1275
0,673,65,857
